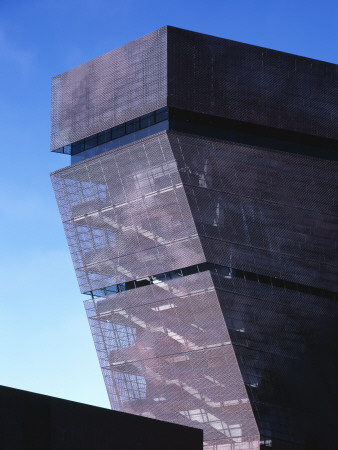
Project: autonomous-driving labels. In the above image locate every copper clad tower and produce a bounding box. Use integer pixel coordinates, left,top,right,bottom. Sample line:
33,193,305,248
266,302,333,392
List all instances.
51,27,338,449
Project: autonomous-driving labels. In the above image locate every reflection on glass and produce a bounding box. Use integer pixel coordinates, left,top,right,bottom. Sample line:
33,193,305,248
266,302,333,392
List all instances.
101,321,136,350
63,178,107,206
180,408,242,439
114,371,146,402
76,225,116,253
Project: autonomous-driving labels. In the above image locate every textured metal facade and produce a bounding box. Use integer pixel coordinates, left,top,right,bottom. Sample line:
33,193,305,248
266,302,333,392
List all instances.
84,271,260,449
166,131,338,447
51,26,337,152
51,27,338,449
51,27,167,151
167,132,338,292
51,130,261,448
212,273,337,449
167,27,338,141
51,132,204,294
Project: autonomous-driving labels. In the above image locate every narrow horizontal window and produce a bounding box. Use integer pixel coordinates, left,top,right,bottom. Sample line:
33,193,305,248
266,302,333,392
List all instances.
84,262,336,302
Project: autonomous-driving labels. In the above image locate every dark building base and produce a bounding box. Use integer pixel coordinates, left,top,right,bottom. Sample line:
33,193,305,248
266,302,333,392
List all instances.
0,385,203,450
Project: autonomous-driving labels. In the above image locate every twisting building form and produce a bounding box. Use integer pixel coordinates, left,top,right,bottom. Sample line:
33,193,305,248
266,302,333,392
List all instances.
50,27,338,449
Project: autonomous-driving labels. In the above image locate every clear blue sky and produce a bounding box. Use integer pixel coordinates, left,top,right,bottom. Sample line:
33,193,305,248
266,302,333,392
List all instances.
0,0,337,409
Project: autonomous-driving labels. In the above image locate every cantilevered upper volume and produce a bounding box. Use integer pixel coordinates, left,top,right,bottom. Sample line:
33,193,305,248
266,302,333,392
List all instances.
50,27,168,151
51,26,338,152
51,27,338,450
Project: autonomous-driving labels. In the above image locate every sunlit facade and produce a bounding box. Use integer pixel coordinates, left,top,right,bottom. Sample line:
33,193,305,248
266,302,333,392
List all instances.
51,27,338,449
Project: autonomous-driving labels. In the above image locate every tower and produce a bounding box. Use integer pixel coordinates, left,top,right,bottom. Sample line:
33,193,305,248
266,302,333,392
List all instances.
50,27,338,449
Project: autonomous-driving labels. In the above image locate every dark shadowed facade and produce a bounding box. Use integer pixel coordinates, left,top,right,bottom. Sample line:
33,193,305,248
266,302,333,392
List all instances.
0,385,202,449
50,27,338,449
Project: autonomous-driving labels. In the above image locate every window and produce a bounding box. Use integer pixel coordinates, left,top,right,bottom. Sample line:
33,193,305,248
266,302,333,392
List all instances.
114,371,146,402
101,322,136,350
76,225,115,253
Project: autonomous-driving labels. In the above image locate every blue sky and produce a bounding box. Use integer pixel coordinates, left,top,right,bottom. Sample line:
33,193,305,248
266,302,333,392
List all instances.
0,0,337,409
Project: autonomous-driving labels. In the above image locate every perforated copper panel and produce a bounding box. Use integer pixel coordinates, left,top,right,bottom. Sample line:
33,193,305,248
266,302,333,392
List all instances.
51,26,337,152
167,27,338,141
52,128,337,447
51,130,261,447
51,27,167,150
85,271,260,448
50,28,337,449
51,127,338,448
212,272,338,449
167,131,338,291
164,131,337,448
51,132,204,293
